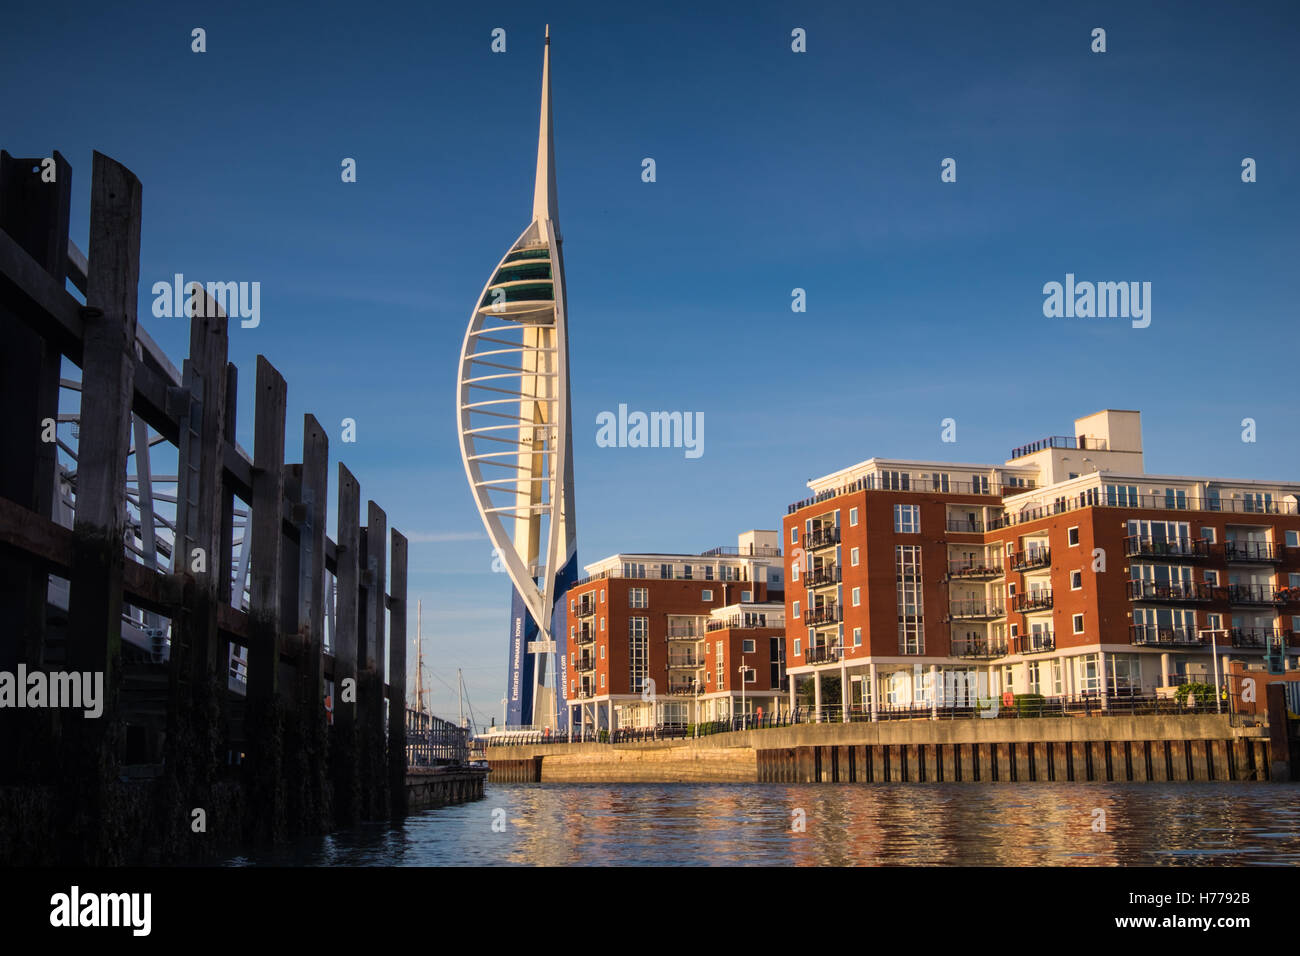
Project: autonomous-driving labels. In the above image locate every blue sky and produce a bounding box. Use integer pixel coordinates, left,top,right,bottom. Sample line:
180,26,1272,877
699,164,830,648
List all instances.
5,0,1297,725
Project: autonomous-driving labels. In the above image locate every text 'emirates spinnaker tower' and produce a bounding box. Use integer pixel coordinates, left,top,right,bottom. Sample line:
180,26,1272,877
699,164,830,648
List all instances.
457,29,576,730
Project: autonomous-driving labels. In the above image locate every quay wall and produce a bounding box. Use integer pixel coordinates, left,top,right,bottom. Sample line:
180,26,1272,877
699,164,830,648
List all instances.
487,716,1281,784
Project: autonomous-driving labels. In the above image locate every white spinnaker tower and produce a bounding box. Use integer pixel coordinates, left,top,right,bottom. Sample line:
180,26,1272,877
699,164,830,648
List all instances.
457,27,576,729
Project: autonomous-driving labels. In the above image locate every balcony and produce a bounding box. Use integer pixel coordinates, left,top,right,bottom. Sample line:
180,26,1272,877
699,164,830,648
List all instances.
1225,541,1282,563
667,682,698,696
667,654,699,669
805,644,840,665
804,565,841,589
804,603,842,627
1011,632,1055,654
1123,536,1210,560
1011,590,1053,613
575,598,596,618
1129,625,1208,647
948,599,1005,621
577,655,596,673
946,518,984,534
1230,627,1284,649
576,627,595,646
950,637,1008,659
1010,548,1051,572
707,613,784,631
948,561,1003,580
667,624,703,641
806,526,841,552
1126,580,1215,603
578,684,596,699
1227,583,1283,606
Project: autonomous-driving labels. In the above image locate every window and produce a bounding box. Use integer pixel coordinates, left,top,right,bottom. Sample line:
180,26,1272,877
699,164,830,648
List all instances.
600,674,606,688
894,504,920,534
600,645,605,659
740,667,755,684
743,639,756,653
881,470,911,491
791,560,800,582
852,587,861,607
1071,570,1082,590
1287,530,1299,548
896,545,924,654
704,565,714,581
715,642,724,688
791,527,798,544
794,638,802,656
931,472,951,493
850,547,860,567
1204,570,1219,586
741,590,752,602
683,564,693,580
793,600,801,619
1067,526,1080,547
1293,616,1300,633
1289,573,1300,588
1207,487,1221,511
849,507,859,526
853,627,862,647
600,588,605,602
601,617,605,631
629,620,648,693
1163,488,1188,510
701,589,713,602
1201,527,1216,544
629,587,648,608
1105,484,1139,507
1073,614,1084,634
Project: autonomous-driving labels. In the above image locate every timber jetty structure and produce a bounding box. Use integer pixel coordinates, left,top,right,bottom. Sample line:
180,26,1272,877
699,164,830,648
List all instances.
0,149,483,865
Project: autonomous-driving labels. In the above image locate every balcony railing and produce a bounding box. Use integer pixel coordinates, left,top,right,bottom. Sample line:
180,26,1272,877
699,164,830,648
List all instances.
1011,590,1053,613
1009,435,1109,460
804,644,840,665
1227,583,1283,606
667,626,703,641
576,627,595,645
1011,632,1055,654
947,561,1003,579
667,655,699,669
1129,626,1208,647
946,518,984,533
787,475,1036,514
1125,580,1215,603
1225,541,1282,563
1230,627,1285,649
577,656,596,673
948,599,1005,620
806,526,840,551
984,491,1300,533
1123,536,1211,560
574,599,596,618
804,603,842,626
804,565,841,589
950,638,1009,659
1010,548,1051,572
700,543,782,558
667,683,697,696
706,614,784,631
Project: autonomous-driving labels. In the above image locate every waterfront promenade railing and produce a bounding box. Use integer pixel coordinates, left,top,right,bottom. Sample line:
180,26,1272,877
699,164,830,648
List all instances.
484,692,1233,747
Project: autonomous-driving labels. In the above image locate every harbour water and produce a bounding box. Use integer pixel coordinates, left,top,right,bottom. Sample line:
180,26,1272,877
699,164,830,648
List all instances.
226,782,1300,866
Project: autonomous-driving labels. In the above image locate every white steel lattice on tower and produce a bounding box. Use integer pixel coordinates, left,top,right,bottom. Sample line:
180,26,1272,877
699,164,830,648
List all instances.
457,27,577,730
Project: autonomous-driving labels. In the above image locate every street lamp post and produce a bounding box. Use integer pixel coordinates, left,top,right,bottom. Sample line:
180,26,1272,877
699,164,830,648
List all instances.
738,653,749,730
1198,628,1228,713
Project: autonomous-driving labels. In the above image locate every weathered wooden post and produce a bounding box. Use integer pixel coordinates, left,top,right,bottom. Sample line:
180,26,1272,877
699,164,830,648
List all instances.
0,149,71,785
359,501,389,818
64,152,141,862
245,355,287,843
298,414,330,831
331,464,362,825
389,529,408,816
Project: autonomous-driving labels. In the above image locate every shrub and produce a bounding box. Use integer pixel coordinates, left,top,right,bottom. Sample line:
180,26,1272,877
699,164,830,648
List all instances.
1175,682,1216,707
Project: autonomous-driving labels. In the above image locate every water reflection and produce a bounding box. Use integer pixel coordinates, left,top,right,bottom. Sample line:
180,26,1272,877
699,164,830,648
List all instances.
227,783,1300,866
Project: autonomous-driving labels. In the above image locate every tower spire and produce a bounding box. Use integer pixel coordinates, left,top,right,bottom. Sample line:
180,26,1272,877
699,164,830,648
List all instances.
532,25,559,229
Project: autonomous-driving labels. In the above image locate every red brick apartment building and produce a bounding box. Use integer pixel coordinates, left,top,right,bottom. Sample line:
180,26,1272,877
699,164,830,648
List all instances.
784,410,1300,718
565,531,787,732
